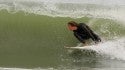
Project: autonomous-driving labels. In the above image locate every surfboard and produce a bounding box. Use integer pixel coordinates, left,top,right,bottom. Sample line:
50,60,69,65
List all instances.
64,44,97,50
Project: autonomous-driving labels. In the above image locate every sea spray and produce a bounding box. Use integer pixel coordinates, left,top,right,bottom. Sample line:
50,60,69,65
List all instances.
84,38,125,60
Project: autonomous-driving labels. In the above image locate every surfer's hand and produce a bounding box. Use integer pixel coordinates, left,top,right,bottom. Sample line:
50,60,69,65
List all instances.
83,42,88,46
95,41,99,44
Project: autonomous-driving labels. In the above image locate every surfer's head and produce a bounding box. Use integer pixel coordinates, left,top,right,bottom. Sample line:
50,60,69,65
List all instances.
68,21,78,31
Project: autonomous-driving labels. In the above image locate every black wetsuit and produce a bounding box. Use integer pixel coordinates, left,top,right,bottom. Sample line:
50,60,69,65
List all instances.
73,23,101,43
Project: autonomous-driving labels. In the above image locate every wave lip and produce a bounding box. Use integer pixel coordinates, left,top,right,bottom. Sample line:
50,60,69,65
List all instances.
0,1,125,21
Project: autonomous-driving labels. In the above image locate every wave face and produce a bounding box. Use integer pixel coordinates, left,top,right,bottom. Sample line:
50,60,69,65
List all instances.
0,0,125,70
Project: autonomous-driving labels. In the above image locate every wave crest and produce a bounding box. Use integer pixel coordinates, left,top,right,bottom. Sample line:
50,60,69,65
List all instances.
0,1,125,22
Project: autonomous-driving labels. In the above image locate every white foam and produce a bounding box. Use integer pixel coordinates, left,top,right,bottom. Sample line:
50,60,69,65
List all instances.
85,38,125,60
0,0,125,22
1,0,125,5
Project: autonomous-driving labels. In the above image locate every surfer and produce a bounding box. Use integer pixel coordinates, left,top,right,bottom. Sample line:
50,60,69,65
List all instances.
67,21,101,45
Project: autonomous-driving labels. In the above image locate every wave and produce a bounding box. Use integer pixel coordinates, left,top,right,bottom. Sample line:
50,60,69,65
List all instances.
0,0,125,22
0,0,125,69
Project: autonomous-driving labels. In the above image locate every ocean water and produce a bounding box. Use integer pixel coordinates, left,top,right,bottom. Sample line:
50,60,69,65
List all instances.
0,0,125,70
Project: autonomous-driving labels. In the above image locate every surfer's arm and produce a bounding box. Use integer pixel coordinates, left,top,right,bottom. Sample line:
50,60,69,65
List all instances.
74,33,85,44
81,23,101,43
